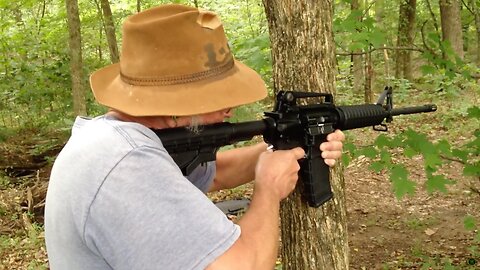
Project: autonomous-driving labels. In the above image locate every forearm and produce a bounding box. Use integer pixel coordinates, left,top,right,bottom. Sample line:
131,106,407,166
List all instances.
210,142,268,191
207,147,305,270
206,185,280,270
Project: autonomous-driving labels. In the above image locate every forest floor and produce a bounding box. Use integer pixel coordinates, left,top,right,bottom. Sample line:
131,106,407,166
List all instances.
0,119,478,270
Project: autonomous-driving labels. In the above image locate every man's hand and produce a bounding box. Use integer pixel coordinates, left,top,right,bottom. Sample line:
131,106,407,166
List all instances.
320,129,345,167
254,147,305,201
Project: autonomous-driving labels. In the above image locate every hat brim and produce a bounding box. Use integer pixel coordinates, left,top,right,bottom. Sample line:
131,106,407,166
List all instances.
90,60,267,116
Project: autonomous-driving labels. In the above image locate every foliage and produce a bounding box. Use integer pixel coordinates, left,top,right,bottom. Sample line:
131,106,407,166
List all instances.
344,104,479,198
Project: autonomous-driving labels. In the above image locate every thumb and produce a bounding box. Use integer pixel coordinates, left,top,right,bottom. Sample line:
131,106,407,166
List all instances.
291,147,305,160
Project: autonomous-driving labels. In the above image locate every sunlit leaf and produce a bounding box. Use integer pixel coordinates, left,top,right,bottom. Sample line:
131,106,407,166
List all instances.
463,163,480,177
451,149,469,162
390,165,415,199
369,161,384,173
423,152,443,169
435,140,451,155
359,147,378,158
403,146,417,158
425,175,451,194
467,106,480,118
420,65,436,75
374,134,391,148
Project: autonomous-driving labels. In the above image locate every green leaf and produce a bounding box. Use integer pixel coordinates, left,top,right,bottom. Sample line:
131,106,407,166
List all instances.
369,31,385,47
403,146,417,158
390,165,415,199
425,175,451,194
374,134,391,148
467,106,480,118
343,142,357,154
451,149,469,162
380,149,391,164
369,161,384,173
465,136,480,152
423,152,443,170
464,216,476,231
359,146,378,158
463,162,480,177
348,42,365,52
435,140,451,155
342,154,351,167
403,129,432,153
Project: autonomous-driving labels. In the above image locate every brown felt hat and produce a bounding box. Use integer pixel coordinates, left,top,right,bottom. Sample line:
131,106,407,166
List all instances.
90,4,267,116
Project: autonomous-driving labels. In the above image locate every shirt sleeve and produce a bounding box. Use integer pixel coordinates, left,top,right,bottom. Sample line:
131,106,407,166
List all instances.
186,161,216,193
83,146,240,270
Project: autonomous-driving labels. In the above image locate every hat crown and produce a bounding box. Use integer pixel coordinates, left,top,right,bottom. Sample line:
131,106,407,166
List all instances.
89,4,267,116
120,4,233,86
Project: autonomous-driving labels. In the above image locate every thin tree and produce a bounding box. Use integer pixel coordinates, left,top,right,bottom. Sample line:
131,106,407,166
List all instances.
262,0,349,269
351,0,365,94
470,0,480,65
395,0,417,81
96,0,119,63
65,0,87,116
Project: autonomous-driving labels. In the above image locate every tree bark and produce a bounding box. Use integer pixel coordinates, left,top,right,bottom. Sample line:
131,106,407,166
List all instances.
395,0,416,81
137,0,141,12
439,0,464,59
364,49,373,103
99,0,119,63
65,0,87,116
262,1,349,269
471,0,480,65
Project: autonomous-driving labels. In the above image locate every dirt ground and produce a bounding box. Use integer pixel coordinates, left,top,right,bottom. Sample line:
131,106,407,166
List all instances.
346,153,479,269
0,127,478,269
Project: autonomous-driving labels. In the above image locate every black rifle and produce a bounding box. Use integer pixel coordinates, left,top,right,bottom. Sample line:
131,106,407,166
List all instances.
153,87,437,207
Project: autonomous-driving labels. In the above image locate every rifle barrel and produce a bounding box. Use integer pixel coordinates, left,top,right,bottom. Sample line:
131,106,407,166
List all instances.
390,104,437,116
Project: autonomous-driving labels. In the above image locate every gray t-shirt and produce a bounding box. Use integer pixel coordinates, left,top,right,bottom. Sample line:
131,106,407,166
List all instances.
45,116,240,270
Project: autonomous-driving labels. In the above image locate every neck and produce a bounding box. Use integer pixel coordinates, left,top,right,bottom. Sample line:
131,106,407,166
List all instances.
106,110,176,129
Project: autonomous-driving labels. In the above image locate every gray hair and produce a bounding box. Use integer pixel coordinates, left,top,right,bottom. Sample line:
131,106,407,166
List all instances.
186,115,202,133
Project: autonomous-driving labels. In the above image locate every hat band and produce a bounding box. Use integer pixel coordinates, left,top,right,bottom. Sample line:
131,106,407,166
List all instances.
120,58,235,86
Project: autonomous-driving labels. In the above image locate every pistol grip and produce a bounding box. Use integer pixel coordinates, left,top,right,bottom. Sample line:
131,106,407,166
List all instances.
300,143,333,207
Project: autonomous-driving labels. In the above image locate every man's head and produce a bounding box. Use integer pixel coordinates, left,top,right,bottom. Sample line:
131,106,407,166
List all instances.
90,4,267,116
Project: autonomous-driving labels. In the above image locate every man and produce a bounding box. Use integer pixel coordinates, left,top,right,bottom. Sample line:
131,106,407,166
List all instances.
45,4,345,270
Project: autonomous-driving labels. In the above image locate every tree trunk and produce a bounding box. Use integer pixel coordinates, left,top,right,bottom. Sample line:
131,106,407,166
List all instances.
364,50,374,103
65,0,87,116
99,0,119,63
395,0,416,81
262,1,349,269
351,0,364,93
472,0,480,65
439,0,464,59
375,0,391,79
137,0,141,12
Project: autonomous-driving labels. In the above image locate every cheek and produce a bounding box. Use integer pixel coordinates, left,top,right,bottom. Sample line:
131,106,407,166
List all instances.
201,113,225,124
